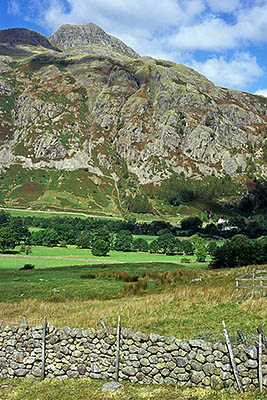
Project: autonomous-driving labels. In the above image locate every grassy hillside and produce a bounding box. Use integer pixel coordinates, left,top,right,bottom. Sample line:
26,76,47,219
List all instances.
0,264,266,339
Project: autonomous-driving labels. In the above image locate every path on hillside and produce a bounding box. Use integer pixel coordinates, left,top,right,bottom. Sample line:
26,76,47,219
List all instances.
0,254,117,263
0,206,122,220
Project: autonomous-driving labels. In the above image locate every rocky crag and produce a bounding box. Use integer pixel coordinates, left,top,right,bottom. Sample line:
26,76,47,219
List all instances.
0,24,266,212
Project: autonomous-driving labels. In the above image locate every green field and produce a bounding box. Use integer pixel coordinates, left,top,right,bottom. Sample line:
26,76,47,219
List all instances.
0,378,265,400
0,245,210,270
0,208,266,400
0,261,206,302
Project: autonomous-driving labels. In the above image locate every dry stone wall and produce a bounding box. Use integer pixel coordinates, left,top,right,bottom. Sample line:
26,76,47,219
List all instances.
0,323,266,392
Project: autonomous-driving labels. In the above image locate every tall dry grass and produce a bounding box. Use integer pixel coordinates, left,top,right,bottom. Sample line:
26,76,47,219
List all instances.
1,282,266,339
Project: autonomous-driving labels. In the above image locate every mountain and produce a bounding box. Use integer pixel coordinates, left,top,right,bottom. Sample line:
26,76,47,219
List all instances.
0,24,266,215
0,28,58,51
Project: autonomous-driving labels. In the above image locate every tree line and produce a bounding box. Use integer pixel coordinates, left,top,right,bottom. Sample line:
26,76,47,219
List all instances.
0,210,266,267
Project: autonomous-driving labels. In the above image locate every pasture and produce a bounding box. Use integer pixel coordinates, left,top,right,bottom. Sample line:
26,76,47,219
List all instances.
0,208,266,400
0,245,210,270
0,377,264,400
0,261,266,339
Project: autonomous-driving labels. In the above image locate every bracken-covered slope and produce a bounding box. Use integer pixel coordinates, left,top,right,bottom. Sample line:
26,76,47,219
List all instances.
0,24,266,213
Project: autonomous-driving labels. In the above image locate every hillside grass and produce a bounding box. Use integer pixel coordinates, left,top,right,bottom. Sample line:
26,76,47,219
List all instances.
0,262,206,302
0,378,265,400
0,264,266,341
0,245,210,270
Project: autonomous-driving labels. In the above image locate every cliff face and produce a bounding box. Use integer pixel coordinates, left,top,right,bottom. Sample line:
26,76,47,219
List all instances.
0,24,266,211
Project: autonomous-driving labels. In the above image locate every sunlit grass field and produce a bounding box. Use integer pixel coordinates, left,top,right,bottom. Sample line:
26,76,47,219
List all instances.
1,259,266,399
1,262,266,339
0,245,210,270
0,378,265,400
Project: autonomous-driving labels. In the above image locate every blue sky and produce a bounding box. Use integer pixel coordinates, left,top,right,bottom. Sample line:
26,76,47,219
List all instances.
1,0,267,95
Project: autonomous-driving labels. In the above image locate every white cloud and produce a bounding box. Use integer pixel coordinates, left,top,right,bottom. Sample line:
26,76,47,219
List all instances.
168,3,267,51
168,17,237,51
254,89,267,97
190,52,264,89
7,0,20,15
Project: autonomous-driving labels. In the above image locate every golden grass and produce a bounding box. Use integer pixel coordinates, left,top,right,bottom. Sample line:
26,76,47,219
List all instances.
1,284,266,340
0,378,265,400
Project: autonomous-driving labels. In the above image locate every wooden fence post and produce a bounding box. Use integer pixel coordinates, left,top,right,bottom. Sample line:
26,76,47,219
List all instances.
222,320,243,393
237,328,247,346
258,332,263,392
252,269,255,295
41,317,47,380
115,315,121,382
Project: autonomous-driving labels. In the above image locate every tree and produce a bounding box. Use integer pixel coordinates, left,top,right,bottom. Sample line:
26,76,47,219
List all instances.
180,216,202,231
0,227,17,252
132,238,149,252
181,240,194,255
76,232,92,249
92,228,111,246
210,236,254,269
207,241,217,256
8,217,30,242
149,239,161,253
157,229,176,254
125,194,152,214
0,210,11,226
195,246,207,262
114,230,133,252
42,229,59,247
189,234,204,250
92,239,110,256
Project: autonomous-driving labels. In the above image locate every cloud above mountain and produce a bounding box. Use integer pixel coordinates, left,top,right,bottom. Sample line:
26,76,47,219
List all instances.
6,0,267,92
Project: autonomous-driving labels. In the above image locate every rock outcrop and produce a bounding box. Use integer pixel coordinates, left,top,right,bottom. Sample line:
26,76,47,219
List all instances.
0,28,58,50
0,23,266,211
49,23,139,58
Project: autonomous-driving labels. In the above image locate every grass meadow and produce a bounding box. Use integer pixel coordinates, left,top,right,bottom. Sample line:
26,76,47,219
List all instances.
0,214,266,399
0,245,210,270
0,378,265,400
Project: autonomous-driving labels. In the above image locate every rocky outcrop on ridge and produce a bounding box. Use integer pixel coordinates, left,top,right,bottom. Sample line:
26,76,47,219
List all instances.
0,28,58,50
49,23,139,58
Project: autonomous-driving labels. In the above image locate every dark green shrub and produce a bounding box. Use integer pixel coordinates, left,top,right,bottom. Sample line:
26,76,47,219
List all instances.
19,263,35,270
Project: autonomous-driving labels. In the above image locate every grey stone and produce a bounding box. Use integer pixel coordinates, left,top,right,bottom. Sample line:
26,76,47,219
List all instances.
77,364,86,375
203,362,216,375
154,373,164,383
164,377,177,385
15,369,28,377
148,346,160,354
63,326,72,336
122,366,136,376
213,350,223,360
101,382,122,392
141,366,152,374
190,371,205,384
161,368,170,377
175,357,187,367
150,333,161,342
177,372,190,381
165,336,176,345
245,359,257,368
67,370,79,378
190,360,202,371
210,375,223,389
24,357,35,365
245,346,257,360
